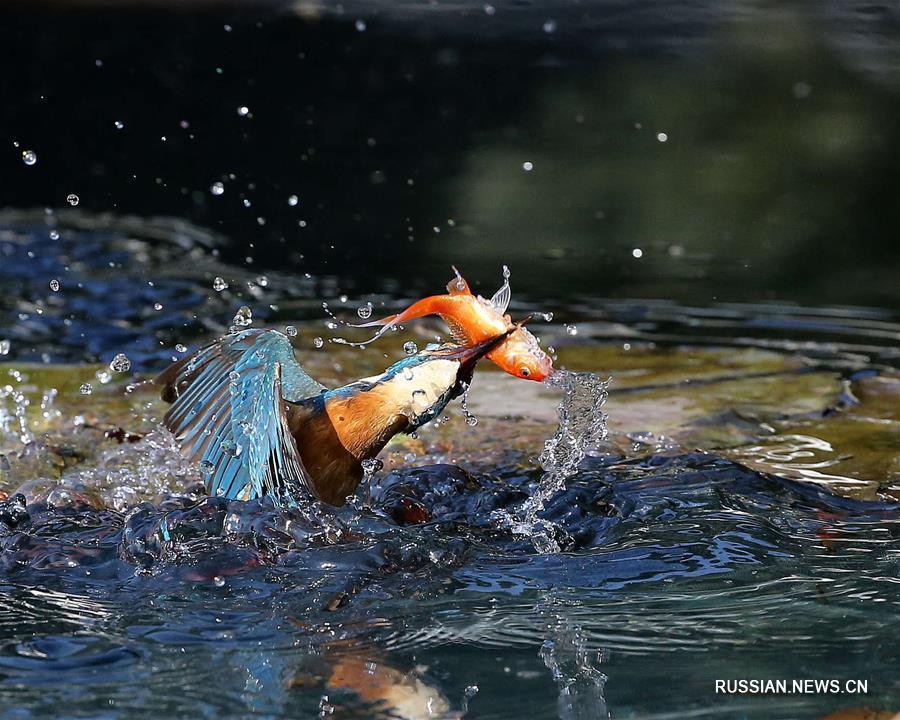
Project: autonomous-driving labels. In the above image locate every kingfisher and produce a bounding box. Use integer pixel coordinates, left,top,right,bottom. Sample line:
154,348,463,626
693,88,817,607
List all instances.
155,328,511,506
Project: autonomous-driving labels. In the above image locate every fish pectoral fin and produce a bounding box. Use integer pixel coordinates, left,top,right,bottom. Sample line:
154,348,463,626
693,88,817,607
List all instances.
445,317,471,345
156,329,315,504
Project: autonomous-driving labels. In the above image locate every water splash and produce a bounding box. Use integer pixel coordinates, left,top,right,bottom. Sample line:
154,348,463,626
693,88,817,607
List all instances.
539,370,610,475
508,369,611,552
458,382,479,427
539,618,609,720
0,384,33,445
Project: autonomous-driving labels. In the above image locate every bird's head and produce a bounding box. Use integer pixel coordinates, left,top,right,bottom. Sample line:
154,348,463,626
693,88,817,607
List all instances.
373,331,513,431
419,330,514,380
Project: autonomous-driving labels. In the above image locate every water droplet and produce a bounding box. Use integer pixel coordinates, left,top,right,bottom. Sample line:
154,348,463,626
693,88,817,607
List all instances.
21,150,37,166
199,460,214,476
287,194,299,206
632,247,643,258
403,341,418,355
232,306,253,327
221,439,242,457
66,193,79,206
255,275,268,288
465,415,478,426
793,81,812,99
109,353,131,373
213,276,229,292
175,344,187,353
452,266,466,291
656,132,668,142
49,279,60,292
79,383,93,395
522,161,534,171
210,181,225,196
237,105,250,116
153,302,163,311
565,324,578,335
0,339,9,356
357,304,372,319
95,368,112,384
114,121,124,129
212,576,226,587
484,4,495,15
285,325,297,337
542,19,557,33
403,367,414,381
361,458,383,476
354,19,367,31
49,229,60,240
313,337,324,349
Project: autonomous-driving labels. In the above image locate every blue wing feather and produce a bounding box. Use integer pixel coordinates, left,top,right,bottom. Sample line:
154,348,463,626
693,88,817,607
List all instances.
156,329,326,504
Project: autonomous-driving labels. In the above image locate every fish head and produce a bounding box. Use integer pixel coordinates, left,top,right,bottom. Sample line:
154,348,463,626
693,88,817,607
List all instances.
487,325,553,382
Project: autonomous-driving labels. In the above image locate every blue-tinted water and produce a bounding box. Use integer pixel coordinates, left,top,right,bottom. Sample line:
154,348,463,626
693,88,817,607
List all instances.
4,0,900,717
2,451,899,719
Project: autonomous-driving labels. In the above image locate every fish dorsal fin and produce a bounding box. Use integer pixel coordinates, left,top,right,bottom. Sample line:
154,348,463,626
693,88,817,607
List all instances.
489,265,512,315
447,266,471,295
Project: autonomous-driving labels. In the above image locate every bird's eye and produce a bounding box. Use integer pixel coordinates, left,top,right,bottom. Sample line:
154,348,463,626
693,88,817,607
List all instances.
520,367,531,377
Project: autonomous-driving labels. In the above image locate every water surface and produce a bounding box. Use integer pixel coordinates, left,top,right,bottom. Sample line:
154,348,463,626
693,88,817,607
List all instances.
3,1,900,718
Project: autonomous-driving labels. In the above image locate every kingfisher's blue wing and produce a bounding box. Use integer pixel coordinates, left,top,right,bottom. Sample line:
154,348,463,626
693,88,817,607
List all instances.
155,329,326,503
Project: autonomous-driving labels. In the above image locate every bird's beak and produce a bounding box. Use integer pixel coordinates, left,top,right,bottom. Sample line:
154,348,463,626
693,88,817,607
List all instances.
513,313,534,327
431,330,512,369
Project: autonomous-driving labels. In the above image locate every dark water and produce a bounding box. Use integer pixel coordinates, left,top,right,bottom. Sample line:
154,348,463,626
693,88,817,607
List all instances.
3,1,900,719
4,0,900,307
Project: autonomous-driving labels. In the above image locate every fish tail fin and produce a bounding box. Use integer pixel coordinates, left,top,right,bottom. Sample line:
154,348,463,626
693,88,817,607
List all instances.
349,297,450,345
352,312,400,329
384,297,447,324
347,312,401,346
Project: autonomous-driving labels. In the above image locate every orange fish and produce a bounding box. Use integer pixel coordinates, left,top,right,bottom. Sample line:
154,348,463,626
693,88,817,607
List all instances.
356,267,554,382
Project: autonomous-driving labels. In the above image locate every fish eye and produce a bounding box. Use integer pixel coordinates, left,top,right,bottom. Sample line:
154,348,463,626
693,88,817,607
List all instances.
520,367,530,377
